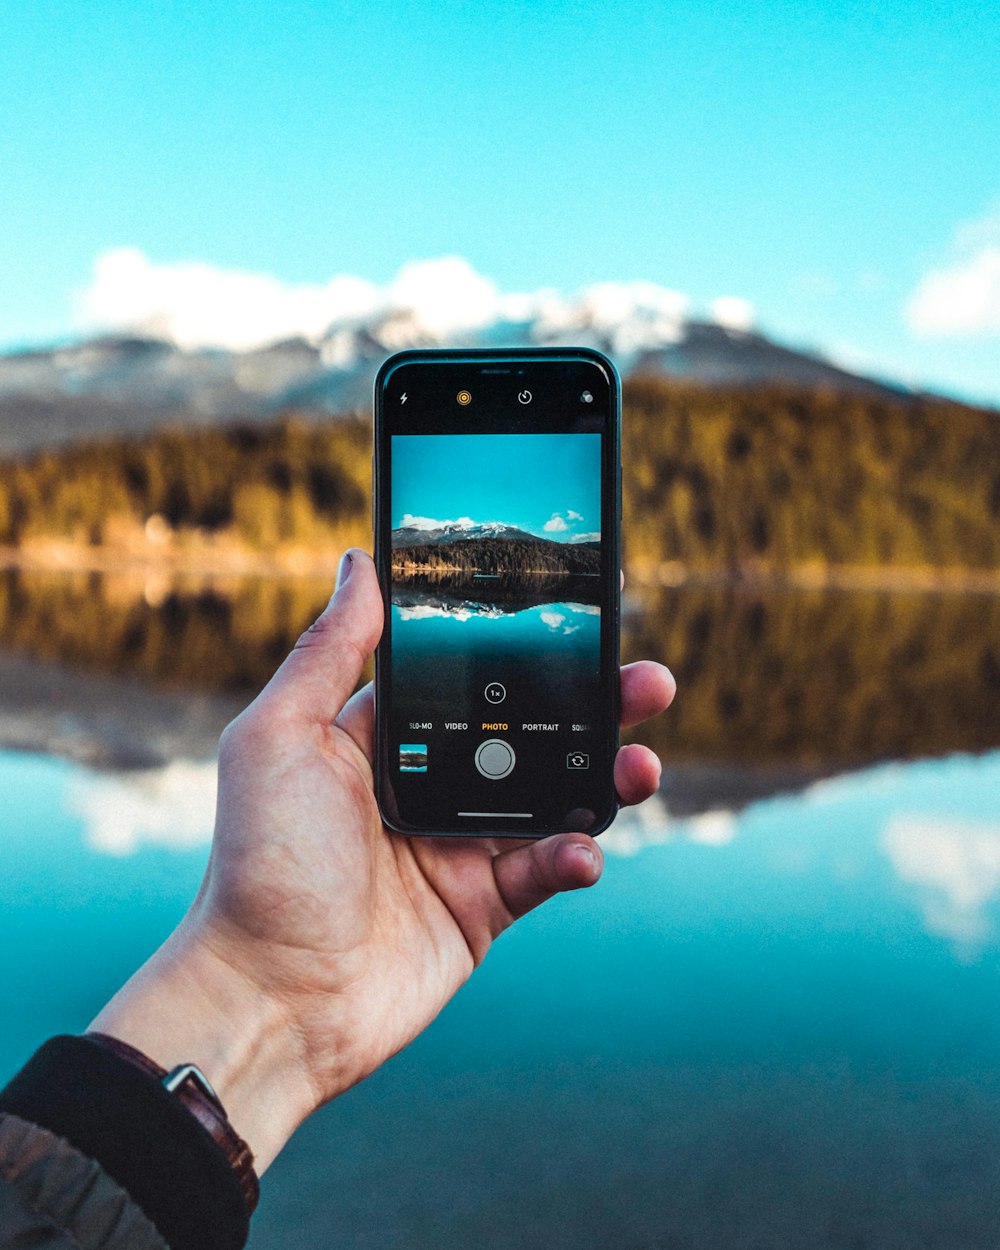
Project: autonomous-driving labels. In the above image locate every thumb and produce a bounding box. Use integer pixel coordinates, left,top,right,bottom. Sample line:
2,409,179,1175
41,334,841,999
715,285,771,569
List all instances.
263,549,384,723
491,834,604,930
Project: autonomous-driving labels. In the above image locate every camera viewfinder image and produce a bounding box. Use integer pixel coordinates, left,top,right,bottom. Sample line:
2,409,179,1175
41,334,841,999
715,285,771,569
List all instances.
399,744,428,772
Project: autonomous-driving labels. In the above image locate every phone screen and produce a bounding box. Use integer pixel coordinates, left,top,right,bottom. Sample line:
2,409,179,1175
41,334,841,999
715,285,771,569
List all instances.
374,350,620,837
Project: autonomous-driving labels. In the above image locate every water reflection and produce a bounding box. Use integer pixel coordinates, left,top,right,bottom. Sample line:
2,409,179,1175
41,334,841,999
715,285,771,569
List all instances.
54,739,1000,958
883,815,1000,949
67,759,216,856
1,567,999,794
391,573,602,613
5,742,1000,1247
626,582,1000,767
612,750,1000,956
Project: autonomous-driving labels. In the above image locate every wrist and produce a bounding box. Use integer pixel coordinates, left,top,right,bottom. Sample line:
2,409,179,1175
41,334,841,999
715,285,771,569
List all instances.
88,917,316,1172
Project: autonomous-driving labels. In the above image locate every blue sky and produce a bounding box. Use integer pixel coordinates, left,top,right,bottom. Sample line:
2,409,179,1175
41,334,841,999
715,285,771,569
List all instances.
392,434,601,540
2,0,999,402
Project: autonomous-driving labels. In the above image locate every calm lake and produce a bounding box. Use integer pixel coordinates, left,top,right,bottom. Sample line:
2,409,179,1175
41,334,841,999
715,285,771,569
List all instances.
2,569,999,1248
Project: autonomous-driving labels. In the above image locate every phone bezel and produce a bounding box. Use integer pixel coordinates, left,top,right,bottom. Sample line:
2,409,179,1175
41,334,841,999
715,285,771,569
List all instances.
373,347,621,838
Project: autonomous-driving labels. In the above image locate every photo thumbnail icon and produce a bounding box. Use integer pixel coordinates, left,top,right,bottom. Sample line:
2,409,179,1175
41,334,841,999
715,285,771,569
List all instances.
399,744,428,772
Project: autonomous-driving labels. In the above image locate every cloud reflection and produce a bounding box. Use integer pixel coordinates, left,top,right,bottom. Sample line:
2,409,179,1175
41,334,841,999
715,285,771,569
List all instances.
68,748,1000,964
881,815,1000,946
602,794,736,855
69,760,216,856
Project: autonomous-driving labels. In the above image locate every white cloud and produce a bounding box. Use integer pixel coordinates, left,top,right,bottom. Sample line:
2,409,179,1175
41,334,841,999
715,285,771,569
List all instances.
566,510,583,521
906,204,1000,338
69,759,216,856
710,295,754,332
76,247,381,351
75,250,497,351
543,514,569,532
540,611,565,629
399,513,478,531
73,247,755,357
907,246,1000,338
570,532,601,543
388,257,498,337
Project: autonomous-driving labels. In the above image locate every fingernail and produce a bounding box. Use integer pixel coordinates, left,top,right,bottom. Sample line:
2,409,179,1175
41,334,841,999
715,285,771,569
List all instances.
574,843,599,874
336,551,354,590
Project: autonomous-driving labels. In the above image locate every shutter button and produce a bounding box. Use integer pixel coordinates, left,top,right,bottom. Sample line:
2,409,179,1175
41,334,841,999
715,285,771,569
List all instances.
475,739,515,779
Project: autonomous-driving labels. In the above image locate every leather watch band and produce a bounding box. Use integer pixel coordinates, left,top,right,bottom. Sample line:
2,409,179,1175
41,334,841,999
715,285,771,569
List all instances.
84,1032,260,1214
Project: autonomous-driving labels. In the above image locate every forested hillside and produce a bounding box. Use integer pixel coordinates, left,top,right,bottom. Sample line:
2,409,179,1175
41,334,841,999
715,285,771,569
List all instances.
622,379,1000,574
1,381,997,574
391,537,601,577
0,417,372,553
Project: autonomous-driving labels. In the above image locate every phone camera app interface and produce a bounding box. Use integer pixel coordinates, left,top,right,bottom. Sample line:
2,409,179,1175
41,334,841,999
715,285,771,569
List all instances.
389,428,605,829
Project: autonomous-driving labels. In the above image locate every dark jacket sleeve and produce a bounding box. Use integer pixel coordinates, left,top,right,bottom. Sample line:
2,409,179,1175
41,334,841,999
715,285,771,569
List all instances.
0,1037,250,1250
0,1112,169,1250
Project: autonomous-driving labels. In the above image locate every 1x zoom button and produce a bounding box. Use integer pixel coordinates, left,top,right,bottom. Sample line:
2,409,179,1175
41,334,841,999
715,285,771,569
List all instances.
475,739,515,779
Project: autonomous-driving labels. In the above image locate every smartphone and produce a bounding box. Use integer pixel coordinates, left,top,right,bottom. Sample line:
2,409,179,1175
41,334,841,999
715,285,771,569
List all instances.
373,348,621,838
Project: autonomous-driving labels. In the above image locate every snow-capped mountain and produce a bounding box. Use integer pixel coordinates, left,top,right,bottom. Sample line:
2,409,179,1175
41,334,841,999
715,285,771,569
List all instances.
0,262,914,456
390,521,538,548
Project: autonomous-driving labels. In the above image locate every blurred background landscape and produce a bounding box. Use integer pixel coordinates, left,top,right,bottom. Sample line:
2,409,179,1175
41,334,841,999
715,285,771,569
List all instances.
3,1,1000,1246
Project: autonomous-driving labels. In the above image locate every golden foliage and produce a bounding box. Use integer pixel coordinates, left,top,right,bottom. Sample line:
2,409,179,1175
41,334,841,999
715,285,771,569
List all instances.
622,378,1000,575
1,381,998,577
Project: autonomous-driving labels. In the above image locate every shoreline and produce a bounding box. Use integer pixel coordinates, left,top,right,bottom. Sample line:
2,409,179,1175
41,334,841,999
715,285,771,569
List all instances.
2,543,999,595
632,560,1000,595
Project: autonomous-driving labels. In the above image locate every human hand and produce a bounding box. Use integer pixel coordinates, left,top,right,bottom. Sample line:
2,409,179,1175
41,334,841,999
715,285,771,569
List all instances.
91,550,675,1170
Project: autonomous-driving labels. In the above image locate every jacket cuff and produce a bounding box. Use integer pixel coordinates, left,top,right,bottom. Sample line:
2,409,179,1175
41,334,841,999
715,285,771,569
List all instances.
0,1112,170,1250
0,1035,250,1250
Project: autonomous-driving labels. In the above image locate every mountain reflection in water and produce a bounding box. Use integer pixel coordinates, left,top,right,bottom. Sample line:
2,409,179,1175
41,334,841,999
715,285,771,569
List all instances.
1,568,999,801
391,569,602,611
392,579,602,617
4,564,1000,1249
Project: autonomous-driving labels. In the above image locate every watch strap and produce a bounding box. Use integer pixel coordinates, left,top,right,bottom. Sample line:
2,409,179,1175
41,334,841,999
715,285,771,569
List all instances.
84,1032,259,1214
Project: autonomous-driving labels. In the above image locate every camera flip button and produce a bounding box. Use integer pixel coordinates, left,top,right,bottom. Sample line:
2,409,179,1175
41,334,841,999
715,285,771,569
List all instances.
475,739,515,780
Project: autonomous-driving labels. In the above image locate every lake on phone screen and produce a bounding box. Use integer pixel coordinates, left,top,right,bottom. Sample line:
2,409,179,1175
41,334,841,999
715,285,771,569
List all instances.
390,598,601,709
2,571,1000,1249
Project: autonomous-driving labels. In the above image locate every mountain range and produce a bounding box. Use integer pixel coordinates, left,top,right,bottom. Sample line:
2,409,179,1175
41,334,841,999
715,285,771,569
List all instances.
0,306,913,457
391,521,588,548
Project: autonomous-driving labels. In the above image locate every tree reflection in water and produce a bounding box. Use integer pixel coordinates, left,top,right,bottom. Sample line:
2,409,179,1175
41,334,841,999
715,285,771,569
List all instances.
1,567,999,775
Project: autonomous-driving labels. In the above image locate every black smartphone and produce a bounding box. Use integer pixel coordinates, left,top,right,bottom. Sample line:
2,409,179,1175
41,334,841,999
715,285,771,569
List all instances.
373,348,621,838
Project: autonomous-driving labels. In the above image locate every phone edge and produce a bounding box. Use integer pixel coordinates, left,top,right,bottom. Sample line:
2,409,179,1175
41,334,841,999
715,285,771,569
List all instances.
372,347,622,840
